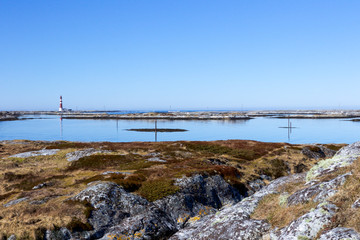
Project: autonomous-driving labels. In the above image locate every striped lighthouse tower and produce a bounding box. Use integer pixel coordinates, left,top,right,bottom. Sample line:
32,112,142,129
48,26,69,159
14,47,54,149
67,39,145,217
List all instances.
59,96,64,112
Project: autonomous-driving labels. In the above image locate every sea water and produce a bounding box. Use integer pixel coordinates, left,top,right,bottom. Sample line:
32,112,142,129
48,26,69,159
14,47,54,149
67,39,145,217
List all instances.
0,115,359,144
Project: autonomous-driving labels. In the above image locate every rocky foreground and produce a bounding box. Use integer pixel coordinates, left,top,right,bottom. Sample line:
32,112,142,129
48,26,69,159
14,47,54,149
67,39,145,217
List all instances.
1,140,359,239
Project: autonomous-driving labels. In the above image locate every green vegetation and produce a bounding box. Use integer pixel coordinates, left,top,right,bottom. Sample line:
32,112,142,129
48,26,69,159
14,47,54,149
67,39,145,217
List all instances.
67,154,156,171
184,142,257,160
137,178,180,202
258,159,290,179
77,173,146,192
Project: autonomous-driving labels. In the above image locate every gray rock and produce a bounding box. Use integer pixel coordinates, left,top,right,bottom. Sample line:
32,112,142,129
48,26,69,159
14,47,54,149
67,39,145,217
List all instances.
3,197,29,207
352,198,360,208
32,181,54,190
100,205,176,240
287,172,351,205
307,142,360,181
29,195,60,205
155,174,243,229
66,148,111,162
248,178,267,194
44,228,72,240
147,157,167,162
101,171,129,175
301,145,336,159
275,202,338,240
169,174,305,240
70,174,246,239
71,182,149,238
319,227,360,240
7,235,16,240
8,149,59,158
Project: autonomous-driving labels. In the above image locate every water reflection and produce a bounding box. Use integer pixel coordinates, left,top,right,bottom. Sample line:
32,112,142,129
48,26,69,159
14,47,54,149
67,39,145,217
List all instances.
60,116,63,140
1,115,359,144
278,117,297,142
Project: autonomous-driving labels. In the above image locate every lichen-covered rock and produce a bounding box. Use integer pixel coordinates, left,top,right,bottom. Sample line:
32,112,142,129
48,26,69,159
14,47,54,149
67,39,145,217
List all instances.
8,149,59,158
319,227,360,240
169,174,305,240
154,174,243,229
66,148,111,162
275,202,338,240
287,172,351,205
306,142,360,181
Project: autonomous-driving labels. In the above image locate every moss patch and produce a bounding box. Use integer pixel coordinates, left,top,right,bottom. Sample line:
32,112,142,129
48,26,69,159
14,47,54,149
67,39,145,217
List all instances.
137,178,180,202
67,154,157,171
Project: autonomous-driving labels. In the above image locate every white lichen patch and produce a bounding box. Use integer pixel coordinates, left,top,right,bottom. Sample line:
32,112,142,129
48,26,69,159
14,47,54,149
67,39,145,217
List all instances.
306,142,360,182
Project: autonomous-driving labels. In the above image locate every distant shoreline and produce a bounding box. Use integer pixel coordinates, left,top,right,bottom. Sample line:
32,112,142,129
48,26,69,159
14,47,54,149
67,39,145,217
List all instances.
1,109,360,120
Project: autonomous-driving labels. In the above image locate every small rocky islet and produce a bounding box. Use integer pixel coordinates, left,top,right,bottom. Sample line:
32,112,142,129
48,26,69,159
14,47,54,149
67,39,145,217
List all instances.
0,139,359,239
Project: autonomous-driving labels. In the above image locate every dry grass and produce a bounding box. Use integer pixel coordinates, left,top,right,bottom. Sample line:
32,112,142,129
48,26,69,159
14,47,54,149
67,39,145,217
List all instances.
327,158,360,232
251,193,318,228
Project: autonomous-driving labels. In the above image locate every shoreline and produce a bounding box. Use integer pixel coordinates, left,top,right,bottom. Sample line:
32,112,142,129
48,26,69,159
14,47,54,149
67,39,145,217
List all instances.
2,109,360,120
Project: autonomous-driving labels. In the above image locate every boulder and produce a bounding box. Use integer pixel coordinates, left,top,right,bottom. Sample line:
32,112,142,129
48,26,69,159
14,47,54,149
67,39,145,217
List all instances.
301,145,336,159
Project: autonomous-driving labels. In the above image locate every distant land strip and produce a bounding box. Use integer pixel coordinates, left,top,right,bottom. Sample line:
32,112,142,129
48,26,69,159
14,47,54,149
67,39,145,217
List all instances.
126,128,188,132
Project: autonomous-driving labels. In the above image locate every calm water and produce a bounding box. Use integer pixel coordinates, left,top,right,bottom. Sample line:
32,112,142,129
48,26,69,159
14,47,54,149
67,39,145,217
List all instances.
0,115,359,144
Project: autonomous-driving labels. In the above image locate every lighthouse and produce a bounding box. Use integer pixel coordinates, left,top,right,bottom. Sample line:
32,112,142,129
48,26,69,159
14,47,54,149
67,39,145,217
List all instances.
59,96,64,112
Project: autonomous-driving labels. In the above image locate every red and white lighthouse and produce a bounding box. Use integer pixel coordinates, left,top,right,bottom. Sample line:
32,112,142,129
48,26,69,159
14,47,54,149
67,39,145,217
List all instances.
59,96,64,112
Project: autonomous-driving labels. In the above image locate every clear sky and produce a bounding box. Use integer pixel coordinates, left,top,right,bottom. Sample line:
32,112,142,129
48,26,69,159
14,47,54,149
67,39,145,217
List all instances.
1,1,360,111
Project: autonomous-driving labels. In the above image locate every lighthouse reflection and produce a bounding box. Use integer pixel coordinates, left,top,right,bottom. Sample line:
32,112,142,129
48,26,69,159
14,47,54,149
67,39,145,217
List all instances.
60,116,63,140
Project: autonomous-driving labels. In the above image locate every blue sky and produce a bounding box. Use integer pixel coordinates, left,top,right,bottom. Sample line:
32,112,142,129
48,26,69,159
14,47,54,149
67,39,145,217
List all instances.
1,1,360,111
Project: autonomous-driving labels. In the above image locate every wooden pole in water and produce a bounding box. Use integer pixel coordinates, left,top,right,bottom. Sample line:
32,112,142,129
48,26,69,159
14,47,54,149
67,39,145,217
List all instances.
155,120,158,142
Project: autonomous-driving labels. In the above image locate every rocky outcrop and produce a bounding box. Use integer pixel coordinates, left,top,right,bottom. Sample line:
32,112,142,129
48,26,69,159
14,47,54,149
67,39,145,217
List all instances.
71,182,150,238
307,141,360,181
8,149,59,158
154,174,242,229
287,172,351,205
66,148,111,162
319,227,360,240
100,206,176,240
169,174,304,240
64,174,243,239
273,202,338,240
